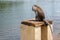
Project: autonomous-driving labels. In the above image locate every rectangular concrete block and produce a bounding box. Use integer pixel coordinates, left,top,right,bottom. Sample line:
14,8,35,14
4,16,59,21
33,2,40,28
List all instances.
48,24,53,40
20,20,53,40
20,24,35,40
35,27,41,40
20,24,41,40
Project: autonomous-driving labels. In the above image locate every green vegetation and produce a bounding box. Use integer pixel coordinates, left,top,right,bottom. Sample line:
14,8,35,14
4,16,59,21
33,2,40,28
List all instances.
0,1,13,9
0,1,24,9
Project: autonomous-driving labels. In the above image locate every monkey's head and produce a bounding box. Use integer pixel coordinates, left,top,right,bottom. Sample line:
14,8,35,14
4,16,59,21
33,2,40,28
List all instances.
32,5,45,21
32,5,40,12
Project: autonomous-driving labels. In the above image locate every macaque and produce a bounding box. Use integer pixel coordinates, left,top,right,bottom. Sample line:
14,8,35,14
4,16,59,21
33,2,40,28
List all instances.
32,5,48,26
32,5,52,32
32,5,45,21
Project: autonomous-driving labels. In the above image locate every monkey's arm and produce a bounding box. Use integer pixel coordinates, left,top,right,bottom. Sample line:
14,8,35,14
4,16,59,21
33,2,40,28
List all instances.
38,9,45,19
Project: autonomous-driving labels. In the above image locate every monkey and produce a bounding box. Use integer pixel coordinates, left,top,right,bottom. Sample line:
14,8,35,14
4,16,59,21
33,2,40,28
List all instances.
32,5,53,32
32,5,51,26
32,5,45,21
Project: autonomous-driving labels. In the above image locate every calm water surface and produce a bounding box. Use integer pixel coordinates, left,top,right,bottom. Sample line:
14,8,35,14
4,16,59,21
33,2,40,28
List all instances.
0,1,60,40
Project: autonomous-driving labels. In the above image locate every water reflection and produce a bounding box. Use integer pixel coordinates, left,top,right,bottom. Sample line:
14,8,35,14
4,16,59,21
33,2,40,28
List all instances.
0,1,13,10
0,1,35,40
0,1,24,40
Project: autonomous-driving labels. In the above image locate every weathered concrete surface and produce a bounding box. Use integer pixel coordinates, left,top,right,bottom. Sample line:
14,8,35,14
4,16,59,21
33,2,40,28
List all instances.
20,20,53,40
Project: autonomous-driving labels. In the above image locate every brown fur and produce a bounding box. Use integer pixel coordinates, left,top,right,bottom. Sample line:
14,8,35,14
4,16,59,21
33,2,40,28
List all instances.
32,5,52,30
32,5,45,21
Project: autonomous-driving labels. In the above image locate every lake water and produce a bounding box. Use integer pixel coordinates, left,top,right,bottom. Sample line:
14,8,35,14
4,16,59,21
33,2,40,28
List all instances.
0,1,60,40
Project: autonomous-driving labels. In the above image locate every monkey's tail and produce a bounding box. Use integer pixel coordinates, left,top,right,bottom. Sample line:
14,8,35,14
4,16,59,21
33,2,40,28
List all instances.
43,20,53,33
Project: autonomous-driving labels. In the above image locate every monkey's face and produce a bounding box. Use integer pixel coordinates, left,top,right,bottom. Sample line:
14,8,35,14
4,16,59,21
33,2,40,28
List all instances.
32,5,37,12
